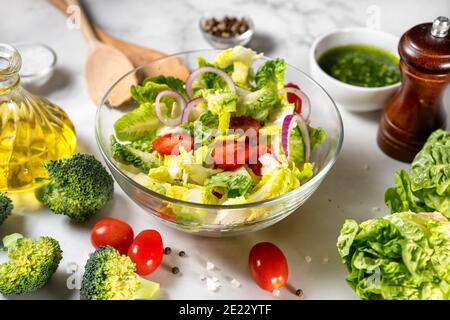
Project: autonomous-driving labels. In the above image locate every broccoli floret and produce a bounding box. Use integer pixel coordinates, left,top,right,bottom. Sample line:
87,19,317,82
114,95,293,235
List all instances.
0,192,13,225
80,246,159,300
0,233,62,295
36,153,114,222
111,136,160,173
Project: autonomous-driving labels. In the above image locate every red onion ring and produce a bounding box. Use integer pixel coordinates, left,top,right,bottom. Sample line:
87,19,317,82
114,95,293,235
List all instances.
281,114,311,162
185,66,236,99
278,87,311,121
182,97,205,123
155,90,186,126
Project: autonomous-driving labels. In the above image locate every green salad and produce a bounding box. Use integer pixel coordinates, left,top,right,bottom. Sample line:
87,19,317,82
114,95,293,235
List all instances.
111,46,325,206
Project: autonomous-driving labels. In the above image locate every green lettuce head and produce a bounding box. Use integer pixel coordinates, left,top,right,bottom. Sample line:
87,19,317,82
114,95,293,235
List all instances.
385,130,450,217
337,211,450,300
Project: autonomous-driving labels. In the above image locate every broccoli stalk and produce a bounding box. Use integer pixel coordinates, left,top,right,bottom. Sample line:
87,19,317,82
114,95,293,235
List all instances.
80,246,159,300
0,192,13,226
0,233,62,295
134,277,162,300
36,153,114,222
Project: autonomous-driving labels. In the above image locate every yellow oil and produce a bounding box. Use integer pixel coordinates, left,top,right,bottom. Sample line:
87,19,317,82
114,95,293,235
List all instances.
0,88,77,192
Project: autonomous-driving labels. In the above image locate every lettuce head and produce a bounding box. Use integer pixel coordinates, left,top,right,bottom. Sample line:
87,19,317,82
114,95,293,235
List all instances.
337,211,450,300
385,130,450,217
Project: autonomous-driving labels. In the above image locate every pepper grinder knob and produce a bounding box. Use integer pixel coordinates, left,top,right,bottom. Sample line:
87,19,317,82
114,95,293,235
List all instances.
431,16,450,38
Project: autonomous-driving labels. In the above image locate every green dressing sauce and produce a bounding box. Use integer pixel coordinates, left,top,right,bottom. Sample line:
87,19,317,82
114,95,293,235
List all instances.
318,45,401,87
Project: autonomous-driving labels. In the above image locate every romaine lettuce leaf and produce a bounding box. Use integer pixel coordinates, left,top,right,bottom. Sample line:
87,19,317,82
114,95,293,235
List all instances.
202,90,238,132
310,126,327,151
166,185,218,206
114,102,161,141
130,78,177,104
236,86,279,122
182,110,219,146
111,136,161,173
214,46,258,69
142,75,185,97
254,58,286,89
213,46,259,88
287,126,326,169
148,166,176,184
195,56,232,91
249,168,300,202
291,162,314,184
183,164,222,185
138,175,171,195
288,127,305,167
205,170,252,198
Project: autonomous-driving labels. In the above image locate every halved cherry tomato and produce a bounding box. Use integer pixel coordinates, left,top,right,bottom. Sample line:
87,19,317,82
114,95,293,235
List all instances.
285,82,302,114
128,230,163,276
211,140,249,170
91,218,134,255
249,242,288,291
152,133,193,155
247,145,272,176
229,116,261,137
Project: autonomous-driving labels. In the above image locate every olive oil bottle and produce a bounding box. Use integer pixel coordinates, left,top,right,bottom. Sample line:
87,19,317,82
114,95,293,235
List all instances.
0,43,77,192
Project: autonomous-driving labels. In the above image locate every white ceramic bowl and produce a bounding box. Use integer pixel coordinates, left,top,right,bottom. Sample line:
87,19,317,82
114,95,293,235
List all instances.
309,28,401,112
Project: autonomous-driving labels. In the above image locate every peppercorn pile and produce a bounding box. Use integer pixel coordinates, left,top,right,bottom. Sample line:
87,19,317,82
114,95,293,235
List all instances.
202,16,250,38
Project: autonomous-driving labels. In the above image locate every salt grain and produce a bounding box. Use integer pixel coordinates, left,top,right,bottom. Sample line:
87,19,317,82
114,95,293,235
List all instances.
231,279,241,288
199,274,207,281
206,261,215,271
272,289,281,297
305,256,312,263
371,206,380,212
323,257,329,263
206,277,220,292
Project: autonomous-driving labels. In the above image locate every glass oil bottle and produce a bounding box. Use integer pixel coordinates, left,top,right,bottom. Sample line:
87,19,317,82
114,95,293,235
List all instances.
0,43,77,192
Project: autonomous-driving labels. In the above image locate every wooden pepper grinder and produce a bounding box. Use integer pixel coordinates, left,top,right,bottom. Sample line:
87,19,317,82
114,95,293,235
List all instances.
377,16,450,162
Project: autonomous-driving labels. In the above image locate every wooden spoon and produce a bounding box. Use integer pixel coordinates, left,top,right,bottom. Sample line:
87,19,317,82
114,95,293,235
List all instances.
65,0,137,107
49,0,189,81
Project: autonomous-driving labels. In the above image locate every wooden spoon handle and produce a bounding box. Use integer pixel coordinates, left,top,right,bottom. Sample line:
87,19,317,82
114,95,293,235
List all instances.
48,0,68,13
49,0,103,38
65,0,99,45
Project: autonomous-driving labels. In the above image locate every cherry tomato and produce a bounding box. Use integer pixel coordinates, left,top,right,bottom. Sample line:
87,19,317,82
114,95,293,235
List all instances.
91,218,134,254
152,133,193,155
229,116,261,138
211,140,249,170
247,145,272,176
249,242,288,291
128,230,163,276
285,82,302,114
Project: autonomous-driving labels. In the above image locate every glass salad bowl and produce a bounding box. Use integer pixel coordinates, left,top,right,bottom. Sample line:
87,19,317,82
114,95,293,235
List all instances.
95,50,343,237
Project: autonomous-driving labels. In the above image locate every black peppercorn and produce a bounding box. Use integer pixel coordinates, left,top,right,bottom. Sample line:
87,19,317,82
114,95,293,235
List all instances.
202,16,250,39
172,266,180,274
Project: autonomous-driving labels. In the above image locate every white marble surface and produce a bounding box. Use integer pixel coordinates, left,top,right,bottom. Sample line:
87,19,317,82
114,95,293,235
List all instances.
1,0,449,300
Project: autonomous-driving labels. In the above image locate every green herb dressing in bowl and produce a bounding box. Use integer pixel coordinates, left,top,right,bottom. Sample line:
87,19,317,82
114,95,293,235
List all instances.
318,45,401,88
